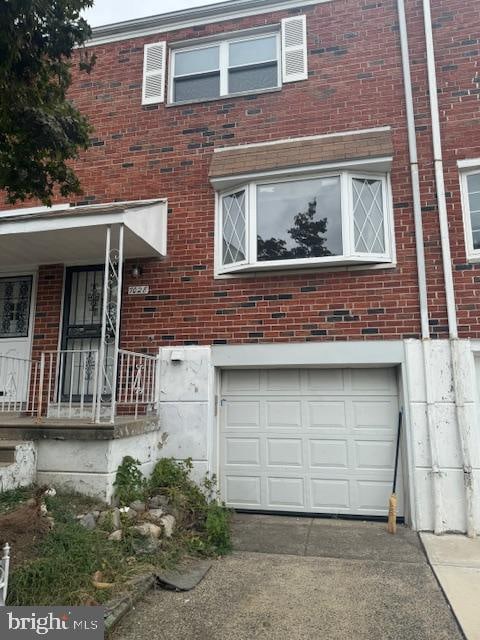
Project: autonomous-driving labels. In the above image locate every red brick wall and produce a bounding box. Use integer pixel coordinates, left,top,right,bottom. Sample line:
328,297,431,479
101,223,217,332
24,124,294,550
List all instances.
431,0,480,337
17,0,480,350
31,265,64,359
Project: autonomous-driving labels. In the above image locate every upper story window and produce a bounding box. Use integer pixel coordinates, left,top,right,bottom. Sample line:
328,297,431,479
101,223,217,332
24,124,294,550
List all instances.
460,165,480,260
216,171,394,275
142,15,308,106
170,33,281,104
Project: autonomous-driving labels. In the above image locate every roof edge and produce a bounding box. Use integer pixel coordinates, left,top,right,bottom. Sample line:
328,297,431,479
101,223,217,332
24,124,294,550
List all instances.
87,0,329,47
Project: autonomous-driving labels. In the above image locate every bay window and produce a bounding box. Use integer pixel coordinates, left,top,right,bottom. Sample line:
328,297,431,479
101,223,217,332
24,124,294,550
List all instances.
217,172,393,274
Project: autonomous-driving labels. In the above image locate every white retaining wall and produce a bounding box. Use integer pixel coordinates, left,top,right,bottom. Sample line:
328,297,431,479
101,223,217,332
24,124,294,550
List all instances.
0,442,36,493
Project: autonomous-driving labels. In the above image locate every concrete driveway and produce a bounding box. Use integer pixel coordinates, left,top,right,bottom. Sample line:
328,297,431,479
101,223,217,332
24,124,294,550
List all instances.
114,514,463,640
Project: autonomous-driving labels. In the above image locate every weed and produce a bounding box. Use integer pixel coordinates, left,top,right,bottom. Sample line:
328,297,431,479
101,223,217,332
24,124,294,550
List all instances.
0,486,34,514
113,456,146,506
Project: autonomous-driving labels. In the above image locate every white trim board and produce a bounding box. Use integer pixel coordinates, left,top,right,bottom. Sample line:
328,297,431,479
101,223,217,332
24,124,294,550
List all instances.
87,0,333,47
213,127,392,153
212,340,405,368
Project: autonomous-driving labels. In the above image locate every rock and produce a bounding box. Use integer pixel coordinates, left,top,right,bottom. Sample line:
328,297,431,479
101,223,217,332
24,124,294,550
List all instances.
129,500,146,513
92,510,100,519
132,537,160,555
119,507,137,521
79,513,97,530
112,508,121,530
132,522,161,539
160,514,175,538
146,508,165,522
149,495,169,509
108,529,123,541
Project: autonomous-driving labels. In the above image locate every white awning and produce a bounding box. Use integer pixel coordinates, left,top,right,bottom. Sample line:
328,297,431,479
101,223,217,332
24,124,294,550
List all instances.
0,199,168,268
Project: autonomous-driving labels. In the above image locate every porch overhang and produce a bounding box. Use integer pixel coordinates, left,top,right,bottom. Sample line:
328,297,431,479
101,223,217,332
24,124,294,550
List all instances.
0,199,168,268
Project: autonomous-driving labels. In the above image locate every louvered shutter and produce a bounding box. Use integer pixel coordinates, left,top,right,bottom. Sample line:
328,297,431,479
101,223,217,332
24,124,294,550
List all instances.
142,42,166,105
281,15,308,83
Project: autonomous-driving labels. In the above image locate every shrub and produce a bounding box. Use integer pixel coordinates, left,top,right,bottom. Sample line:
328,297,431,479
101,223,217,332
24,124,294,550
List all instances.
113,456,146,506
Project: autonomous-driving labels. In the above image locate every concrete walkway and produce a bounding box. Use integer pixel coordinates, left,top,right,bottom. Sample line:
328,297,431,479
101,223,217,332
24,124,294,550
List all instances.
421,533,480,640
114,515,463,640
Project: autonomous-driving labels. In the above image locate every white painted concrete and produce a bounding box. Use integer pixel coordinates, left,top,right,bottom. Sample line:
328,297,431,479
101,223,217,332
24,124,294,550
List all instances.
405,339,480,534
158,346,213,483
421,533,480,640
36,429,166,503
0,442,36,492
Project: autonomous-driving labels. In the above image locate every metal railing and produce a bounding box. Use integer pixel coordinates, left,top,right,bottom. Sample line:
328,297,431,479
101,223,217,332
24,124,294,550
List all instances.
34,348,158,423
38,349,100,422
0,543,10,606
0,355,39,415
116,350,158,419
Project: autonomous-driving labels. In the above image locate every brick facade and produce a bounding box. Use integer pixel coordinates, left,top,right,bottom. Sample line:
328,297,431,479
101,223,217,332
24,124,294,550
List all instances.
6,0,480,349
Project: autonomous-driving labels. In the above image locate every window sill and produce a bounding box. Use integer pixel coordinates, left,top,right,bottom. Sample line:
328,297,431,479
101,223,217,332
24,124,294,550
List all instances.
215,259,396,279
165,85,282,108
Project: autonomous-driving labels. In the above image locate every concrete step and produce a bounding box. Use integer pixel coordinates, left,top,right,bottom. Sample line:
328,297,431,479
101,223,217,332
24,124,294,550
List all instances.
0,441,17,463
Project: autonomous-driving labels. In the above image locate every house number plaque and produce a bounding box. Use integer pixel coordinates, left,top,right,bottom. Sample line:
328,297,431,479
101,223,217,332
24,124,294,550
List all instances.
128,285,149,295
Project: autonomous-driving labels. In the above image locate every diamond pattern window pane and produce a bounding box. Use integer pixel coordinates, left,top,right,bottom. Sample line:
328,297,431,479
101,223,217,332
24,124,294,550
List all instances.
222,190,246,266
353,178,385,254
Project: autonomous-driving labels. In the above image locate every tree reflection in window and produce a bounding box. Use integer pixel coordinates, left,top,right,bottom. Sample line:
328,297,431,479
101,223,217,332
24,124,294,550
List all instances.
256,177,342,262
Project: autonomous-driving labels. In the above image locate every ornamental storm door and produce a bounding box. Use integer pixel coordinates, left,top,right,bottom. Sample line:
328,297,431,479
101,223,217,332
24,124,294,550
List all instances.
61,266,115,401
0,275,33,404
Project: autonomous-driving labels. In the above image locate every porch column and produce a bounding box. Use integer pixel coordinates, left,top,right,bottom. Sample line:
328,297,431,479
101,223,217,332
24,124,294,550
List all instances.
96,224,124,424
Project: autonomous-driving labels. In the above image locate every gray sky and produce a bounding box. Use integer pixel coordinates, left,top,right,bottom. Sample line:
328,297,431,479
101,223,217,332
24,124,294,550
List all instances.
84,0,229,27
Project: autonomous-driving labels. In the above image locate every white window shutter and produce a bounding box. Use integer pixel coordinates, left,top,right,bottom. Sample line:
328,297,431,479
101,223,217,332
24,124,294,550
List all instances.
142,42,166,105
281,15,308,83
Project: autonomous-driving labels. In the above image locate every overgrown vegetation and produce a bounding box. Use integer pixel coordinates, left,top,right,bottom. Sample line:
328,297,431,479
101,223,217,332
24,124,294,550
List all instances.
1,458,232,606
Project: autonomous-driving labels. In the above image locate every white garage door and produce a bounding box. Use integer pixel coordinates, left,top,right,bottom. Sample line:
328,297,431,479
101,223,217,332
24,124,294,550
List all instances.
220,368,403,517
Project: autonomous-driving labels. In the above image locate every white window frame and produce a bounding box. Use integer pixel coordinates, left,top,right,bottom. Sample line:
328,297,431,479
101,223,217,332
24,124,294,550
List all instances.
215,170,394,275
459,165,480,261
169,31,281,104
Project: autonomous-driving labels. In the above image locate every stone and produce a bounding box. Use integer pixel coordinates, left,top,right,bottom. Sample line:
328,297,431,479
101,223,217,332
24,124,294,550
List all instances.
79,513,97,530
149,495,169,509
146,508,165,522
108,530,123,542
112,508,121,530
130,500,146,513
132,537,160,555
132,522,162,539
119,507,137,521
160,514,176,538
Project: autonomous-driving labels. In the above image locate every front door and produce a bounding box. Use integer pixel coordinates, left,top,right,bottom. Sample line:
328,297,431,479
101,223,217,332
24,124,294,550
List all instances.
0,274,34,403
61,266,113,400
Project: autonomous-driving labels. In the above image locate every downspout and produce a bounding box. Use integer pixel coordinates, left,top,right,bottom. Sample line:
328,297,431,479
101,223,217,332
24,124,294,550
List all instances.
397,0,445,534
422,0,475,536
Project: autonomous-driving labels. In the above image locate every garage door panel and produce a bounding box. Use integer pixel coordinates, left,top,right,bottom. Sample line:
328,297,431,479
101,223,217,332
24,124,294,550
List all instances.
224,438,261,466
222,369,261,393
355,440,396,470
225,475,262,506
351,367,396,392
266,438,303,467
225,401,260,428
356,480,395,513
308,401,347,428
266,400,302,428
310,479,350,510
306,369,345,391
267,477,305,508
221,367,403,517
352,400,397,429
309,439,349,469
266,369,301,391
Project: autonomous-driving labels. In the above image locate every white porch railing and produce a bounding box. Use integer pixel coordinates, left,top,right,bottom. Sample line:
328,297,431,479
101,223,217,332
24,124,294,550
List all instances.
116,350,158,419
35,348,158,424
0,543,10,606
0,355,39,415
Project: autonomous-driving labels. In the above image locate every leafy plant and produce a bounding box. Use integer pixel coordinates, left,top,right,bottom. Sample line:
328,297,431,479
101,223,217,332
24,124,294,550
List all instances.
205,503,232,554
113,456,146,506
148,457,193,490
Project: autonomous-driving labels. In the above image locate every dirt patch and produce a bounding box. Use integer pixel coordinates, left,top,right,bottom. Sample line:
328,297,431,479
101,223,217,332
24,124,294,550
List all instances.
0,494,50,565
